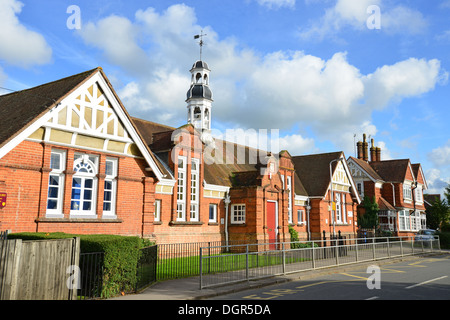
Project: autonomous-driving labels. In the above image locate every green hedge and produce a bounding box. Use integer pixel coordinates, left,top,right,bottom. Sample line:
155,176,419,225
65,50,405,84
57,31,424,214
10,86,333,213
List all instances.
8,232,153,298
437,232,450,249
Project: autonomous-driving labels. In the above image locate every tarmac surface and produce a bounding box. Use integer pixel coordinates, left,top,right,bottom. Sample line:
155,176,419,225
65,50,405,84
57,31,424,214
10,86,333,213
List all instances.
110,250,450,300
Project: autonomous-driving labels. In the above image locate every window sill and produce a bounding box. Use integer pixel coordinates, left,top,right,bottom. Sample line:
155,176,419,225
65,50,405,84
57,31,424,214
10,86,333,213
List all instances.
37,217,123,223
169,221,204,226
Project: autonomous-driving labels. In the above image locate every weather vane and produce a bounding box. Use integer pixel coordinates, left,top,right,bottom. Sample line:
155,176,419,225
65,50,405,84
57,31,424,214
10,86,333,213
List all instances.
194,30,207,61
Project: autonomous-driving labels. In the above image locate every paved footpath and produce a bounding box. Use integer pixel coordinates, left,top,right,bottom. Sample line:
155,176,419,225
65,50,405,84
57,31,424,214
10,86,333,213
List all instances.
110,251,450,300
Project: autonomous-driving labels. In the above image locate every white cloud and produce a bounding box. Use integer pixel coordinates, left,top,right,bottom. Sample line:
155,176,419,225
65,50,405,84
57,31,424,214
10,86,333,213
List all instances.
79,4,444,157
425,168,450,196
79,15,150,74
363,58,445,110
428,140,450,168
0,0,52,67
255,0,296,9
298,0,428,40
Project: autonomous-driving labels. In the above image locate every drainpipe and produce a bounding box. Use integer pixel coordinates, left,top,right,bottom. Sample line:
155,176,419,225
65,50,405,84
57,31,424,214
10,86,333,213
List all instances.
389,183,396,207
306,198,311,241
224,193,231,251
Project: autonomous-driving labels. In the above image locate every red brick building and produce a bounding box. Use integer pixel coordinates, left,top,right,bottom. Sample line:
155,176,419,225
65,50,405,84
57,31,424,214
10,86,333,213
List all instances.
0,61,361,245
347,135,428,237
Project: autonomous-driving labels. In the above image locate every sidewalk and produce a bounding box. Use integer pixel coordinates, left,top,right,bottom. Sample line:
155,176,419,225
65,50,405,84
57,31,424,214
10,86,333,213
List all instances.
110,251,449,300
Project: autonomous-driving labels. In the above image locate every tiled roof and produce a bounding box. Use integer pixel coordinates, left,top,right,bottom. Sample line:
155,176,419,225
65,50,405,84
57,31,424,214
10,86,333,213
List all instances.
369,159,411,183
0,68,99,149
292,151,343,197
348,156,384,181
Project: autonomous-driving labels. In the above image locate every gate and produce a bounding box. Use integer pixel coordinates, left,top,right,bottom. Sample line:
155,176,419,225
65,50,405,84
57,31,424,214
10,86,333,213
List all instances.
0,237,80,300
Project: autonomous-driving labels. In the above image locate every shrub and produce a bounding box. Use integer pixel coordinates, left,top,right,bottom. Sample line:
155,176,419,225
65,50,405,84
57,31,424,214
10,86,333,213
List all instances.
8,232,152,298
288,225,317,248
436,232,450,249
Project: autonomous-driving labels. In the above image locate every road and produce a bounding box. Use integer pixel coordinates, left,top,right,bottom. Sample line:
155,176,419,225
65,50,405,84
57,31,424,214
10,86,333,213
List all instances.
209,254,450,300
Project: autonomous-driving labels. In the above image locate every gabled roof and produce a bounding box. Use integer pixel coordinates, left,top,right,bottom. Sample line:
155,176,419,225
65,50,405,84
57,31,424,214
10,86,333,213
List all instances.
292,151,343,197
369,159,412,183
348,156,384,182
0,68,98,150
411,163,428,189
0,67,171,182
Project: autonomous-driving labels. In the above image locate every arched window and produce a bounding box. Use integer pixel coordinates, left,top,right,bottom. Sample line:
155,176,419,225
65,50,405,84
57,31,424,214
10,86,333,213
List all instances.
196,73,202,83
71,154,98,215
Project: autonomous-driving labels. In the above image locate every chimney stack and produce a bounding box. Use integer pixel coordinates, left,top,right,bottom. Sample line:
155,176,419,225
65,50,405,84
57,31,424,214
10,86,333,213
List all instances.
376,147,381,162
362,134,369,162
357,141,363,160
370,139,376,162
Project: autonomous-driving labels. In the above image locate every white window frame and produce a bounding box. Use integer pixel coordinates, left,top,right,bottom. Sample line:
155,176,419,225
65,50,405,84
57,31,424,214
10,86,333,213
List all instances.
287,176,292,224
357,182,364,197
70,154,98,216
155,199,161,222
46,149,66,217
209,203,217,223
297,209,305,225
190,158,200,221
231,204,246,224
176,156,187,221
415,186,423,203
103,158,118,217
335,193,342,223
403,184,412,201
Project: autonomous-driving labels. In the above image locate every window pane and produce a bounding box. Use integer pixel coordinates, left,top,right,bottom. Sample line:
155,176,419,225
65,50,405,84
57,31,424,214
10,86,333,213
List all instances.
48,187,59,198
71,201,80,210
83,201,91,211
71,188,81,200
85,179,93,189
103,202,111,211
104,191,111,201
84,189,92,200
49,175,59,186
47,200,57,210
104,181,112,190
105,161,113,176
50,153,61,170
72,178,82,188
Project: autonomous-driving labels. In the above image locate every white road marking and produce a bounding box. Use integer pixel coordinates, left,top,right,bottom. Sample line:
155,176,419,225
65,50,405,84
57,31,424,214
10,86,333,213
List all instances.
405,276,448,290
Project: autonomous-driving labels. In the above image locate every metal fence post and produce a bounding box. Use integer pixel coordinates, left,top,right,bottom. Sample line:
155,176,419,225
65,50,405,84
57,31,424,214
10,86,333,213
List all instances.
355,239,359,262
372,237,376,260
282,244,286,275
400,237,403,256
246,244,249,283
199,247,203,290
312,241,316,269
335,238,339,266
387,237,390,258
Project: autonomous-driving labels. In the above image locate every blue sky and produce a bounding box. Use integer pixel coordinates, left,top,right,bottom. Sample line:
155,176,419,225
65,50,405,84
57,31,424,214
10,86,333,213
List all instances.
0,0,449,195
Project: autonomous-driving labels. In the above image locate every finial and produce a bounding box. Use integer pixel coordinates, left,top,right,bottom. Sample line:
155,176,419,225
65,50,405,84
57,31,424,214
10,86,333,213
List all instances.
194,30,207,61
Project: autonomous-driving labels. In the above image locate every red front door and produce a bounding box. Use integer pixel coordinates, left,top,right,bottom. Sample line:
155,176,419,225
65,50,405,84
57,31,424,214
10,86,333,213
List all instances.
267,201,277,249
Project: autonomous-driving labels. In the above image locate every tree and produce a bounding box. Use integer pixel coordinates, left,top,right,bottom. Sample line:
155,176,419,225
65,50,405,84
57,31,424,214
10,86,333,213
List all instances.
426,196,450,230
445,184,450,207
358,196,379,229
